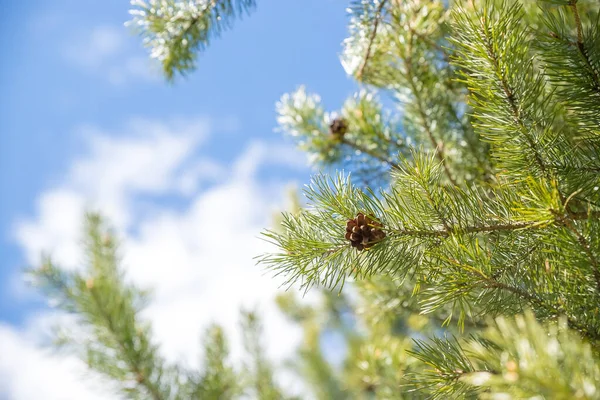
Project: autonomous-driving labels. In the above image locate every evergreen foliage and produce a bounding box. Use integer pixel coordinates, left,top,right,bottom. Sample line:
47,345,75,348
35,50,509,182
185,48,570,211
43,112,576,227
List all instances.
30,215,283,399
127,0,256,80
29,0,600,398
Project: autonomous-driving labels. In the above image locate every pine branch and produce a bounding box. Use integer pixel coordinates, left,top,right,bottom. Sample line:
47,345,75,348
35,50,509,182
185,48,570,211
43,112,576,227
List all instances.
276,87,407,184
190,325,240,398
340,137,400,170
406,336,482,398
387,210,600,238
570,1,600,91
459,260,600,342
260,155,600,294
29,214,177,400
88,287,165,400
240,310,288,400
409,27,448,58
409,312,600,398
559,216,600,295
450,2,573,181
539,3,600,137
128,0,257,80
356,0,388,80
477,10,549,179
405,34,458,187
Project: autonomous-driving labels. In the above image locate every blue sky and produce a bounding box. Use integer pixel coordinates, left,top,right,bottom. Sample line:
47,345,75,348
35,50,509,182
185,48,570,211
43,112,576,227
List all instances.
0,0,356,397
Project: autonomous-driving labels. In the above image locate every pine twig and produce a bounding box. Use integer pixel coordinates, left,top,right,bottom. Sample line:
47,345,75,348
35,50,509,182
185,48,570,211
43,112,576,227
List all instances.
404,53,459,187
451,258,600,342
88,287,165,400
356,0,388,80
389,210,600,238
559,216,600,295
569,1,600,91
400,25,459,187
478,17,549,180
341,137,400,170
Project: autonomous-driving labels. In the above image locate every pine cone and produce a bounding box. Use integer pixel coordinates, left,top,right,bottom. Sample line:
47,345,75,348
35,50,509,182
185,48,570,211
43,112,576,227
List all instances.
345,212,386,251
329,118,348,139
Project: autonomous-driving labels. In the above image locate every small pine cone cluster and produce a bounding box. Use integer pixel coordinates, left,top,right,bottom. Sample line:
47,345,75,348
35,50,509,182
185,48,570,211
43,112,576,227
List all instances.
345,212,386,251
329,117,348,139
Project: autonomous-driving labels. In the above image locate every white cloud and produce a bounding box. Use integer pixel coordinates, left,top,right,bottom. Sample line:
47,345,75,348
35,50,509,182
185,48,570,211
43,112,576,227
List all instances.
6,116,311,399
233,140,308,178
176,158,226,195
0,322,116,400
64,25,160,84
15,117,210,269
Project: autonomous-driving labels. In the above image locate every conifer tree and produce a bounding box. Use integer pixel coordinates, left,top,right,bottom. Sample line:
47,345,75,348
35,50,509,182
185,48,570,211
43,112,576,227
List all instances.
30,0,600,398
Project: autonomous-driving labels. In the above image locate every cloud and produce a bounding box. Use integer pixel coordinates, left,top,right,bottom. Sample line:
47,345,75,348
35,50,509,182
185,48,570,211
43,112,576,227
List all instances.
64,25,160,84
6,116,310,398
0,322,115,400
15,117,210,270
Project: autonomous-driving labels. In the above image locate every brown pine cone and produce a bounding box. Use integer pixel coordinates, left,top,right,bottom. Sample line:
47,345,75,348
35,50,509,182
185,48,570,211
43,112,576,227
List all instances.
345,212,386,251
329,118,348,139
